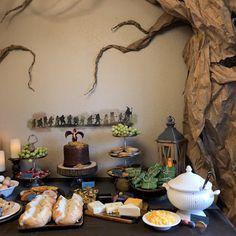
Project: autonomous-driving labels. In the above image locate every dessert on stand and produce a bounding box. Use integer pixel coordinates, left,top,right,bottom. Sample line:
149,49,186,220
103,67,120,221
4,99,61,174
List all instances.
57,129,97,187
107,124,141,191
15,135,49,187
109,123,140,159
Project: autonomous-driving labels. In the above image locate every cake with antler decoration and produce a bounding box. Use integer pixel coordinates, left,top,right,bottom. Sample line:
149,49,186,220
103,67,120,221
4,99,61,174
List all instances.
63,129,90,167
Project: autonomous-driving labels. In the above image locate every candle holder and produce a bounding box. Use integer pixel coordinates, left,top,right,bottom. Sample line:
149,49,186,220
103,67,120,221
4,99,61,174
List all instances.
8,158,21,179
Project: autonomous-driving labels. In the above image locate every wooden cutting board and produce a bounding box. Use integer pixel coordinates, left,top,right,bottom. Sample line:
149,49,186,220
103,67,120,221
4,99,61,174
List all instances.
85,210,135,224
85,202,148,224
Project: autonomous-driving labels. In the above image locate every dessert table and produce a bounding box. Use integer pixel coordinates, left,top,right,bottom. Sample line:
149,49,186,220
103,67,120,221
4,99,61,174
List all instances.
2,178,236,236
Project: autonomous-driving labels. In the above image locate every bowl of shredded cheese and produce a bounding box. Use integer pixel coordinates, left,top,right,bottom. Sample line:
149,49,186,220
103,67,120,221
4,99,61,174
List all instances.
142,210,181,231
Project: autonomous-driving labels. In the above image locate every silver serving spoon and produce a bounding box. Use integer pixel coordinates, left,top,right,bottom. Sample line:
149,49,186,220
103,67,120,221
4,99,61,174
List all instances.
202,171,213,190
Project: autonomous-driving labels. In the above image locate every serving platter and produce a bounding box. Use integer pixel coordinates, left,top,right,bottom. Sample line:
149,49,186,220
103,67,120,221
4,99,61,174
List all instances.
85,202,149,224
19,186,65,202
130,183,166,197
16,169,50,180
85,210,135,224
108,146,141,158
107,166,142,178
0,202,23,223
18,216,83,231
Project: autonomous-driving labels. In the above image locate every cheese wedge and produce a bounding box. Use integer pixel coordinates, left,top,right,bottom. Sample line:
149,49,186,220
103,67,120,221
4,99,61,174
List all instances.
124,198,143,209
105,202,123,214
118,204,141,217
87,201,105,214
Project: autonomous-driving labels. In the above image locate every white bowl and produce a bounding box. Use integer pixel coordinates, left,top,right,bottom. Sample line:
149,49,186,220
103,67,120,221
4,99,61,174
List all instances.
162,166,220,220
0,180,19,197
142,210,181,231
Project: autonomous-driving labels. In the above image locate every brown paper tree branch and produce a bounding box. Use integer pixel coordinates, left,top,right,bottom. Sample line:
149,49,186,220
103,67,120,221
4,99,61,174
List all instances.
86,13,177,95
0,45,36,91
89,0,236,226
111,20,149,34
1,0,33,23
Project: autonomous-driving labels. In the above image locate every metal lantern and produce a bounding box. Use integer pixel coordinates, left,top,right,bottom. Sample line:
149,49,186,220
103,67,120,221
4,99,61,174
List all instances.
156,116,187,175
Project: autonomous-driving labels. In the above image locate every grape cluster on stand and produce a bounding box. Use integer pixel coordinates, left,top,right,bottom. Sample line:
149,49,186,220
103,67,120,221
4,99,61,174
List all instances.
19,144,48,160
112,123,139,137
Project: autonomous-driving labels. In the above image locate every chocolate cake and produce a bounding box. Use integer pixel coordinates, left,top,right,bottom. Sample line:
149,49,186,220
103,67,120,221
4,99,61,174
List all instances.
63,141,90,167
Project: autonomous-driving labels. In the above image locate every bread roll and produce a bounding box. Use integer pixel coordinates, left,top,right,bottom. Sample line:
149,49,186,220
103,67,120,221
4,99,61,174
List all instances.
19,193,56,228
52,193,83,225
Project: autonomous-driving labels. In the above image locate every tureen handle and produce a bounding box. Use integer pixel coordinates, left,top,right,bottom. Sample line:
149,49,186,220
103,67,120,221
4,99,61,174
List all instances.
186,165,192,173
162,183,169,190
210,190,220,197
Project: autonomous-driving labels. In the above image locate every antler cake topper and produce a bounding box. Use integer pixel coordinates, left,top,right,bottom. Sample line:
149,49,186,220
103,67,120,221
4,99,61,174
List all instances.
65,128,84,142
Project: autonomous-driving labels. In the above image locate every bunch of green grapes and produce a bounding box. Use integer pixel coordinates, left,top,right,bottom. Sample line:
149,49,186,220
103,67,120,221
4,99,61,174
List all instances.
19,144,48,159
112,123,139,137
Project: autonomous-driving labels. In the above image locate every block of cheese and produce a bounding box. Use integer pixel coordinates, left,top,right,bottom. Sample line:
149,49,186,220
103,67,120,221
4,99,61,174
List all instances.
87,201,105,214
105,202,123,214
124,198,143,209
118,204,141,217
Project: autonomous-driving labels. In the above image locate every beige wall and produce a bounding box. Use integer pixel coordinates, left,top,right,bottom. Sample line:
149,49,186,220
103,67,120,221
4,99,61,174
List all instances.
0,0,192,177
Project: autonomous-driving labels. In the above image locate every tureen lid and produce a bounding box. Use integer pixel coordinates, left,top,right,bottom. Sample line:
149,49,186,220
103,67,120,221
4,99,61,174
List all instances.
167,165,212,192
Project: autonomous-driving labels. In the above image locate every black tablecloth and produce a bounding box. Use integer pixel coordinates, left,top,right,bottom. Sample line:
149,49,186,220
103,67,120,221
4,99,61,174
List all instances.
1,178,236,236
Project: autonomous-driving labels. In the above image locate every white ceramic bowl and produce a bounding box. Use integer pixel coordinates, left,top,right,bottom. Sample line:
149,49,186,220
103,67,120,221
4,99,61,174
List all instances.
0,180,19,197
142,210,181,231
163,166,220,219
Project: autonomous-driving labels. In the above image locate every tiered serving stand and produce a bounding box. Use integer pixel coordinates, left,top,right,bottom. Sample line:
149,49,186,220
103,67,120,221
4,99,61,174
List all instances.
107,135,141,191
11,155,50,187
108,135,141,164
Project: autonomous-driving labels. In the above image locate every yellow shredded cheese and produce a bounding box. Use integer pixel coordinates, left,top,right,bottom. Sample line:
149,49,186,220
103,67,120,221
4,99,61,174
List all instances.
146,210,177,226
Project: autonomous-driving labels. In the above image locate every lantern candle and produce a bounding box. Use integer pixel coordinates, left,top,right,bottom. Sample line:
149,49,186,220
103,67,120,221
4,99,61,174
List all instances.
167,158,173,168
0,150,6,172
156,116,187,175
10,139,21,159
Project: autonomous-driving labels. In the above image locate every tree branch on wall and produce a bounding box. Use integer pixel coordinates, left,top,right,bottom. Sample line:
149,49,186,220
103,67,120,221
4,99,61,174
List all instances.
1,0,33,23
87,13,178,95
0,45,36,91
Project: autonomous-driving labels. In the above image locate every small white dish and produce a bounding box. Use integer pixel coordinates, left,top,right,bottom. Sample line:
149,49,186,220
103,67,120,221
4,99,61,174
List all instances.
142,210,181,231
0,202,21,220
0,180,19,197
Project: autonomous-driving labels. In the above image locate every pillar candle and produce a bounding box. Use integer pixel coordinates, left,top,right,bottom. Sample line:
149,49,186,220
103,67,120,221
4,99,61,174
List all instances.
0,150,6,172
10,139,21,159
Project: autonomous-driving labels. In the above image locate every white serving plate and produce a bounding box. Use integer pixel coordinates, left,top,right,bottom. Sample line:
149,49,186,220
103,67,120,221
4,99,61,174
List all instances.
142,210,181,231
0,202,21,220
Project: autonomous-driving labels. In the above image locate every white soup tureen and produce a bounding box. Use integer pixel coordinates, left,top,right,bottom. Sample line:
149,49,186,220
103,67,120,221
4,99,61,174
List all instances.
163,165,220,220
